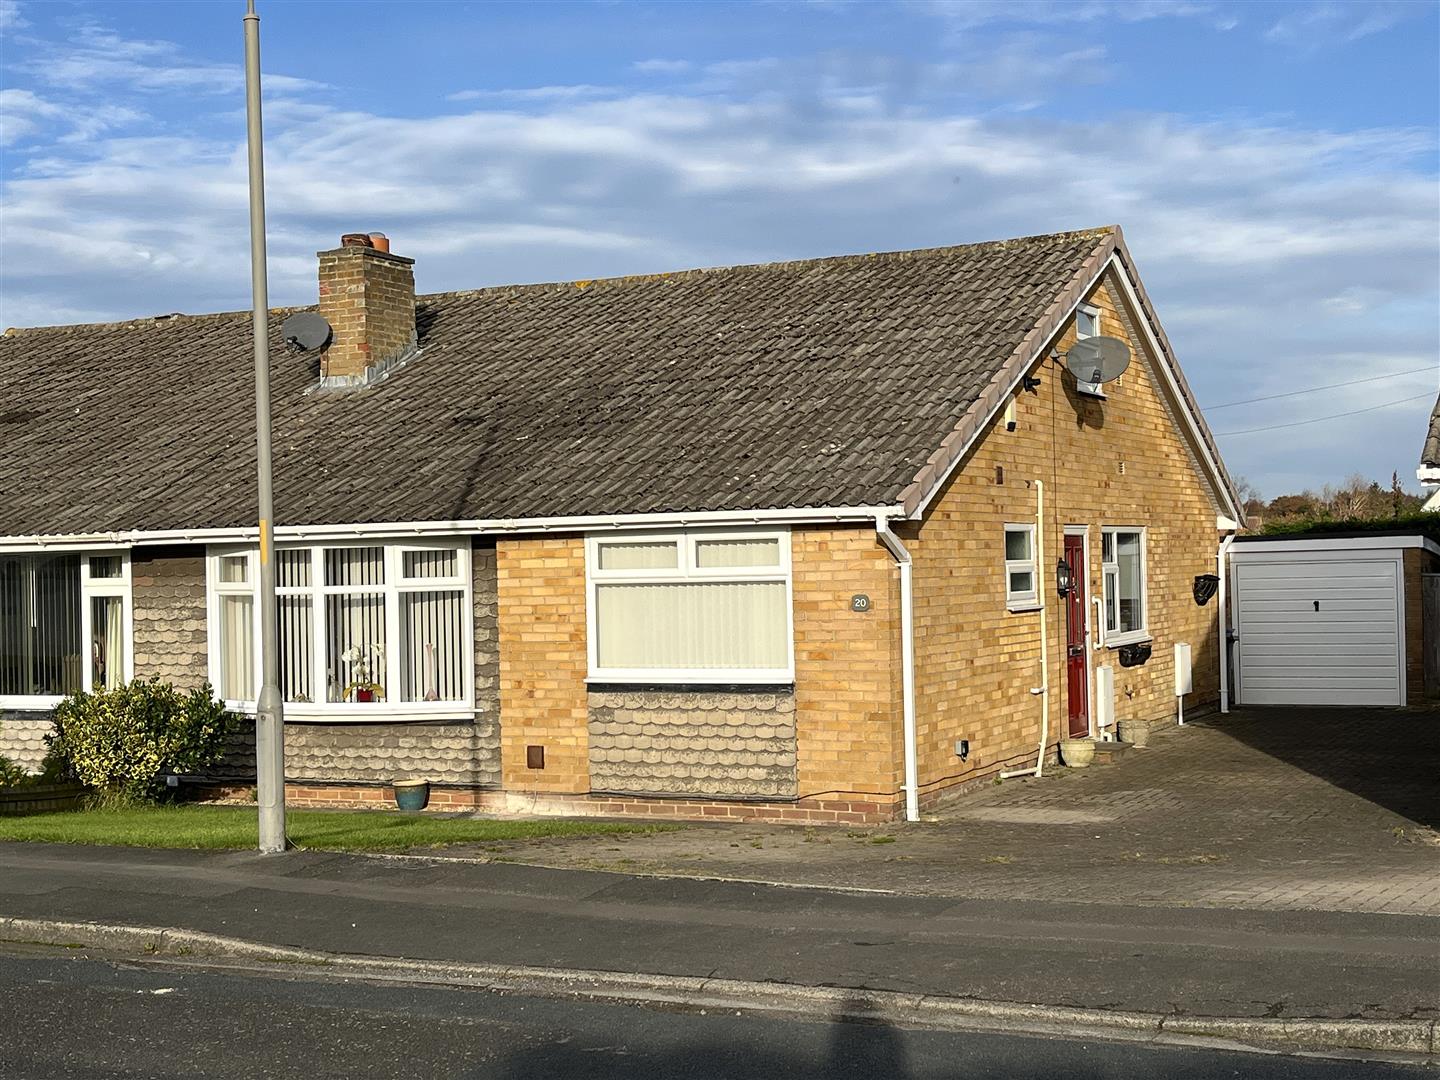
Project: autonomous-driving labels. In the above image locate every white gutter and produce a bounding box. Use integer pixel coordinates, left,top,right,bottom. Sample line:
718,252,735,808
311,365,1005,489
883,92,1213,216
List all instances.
1217,531,1236,714
1002,480,1049,779
874,513,920,823
0,503,907,552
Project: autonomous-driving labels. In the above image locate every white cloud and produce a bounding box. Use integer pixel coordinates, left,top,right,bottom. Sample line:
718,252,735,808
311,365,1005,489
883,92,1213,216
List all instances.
909,0,1222,34
1265,1,1414,48
0,0,26,31
0,13,1435,495
631,59,693,75
14,20,325,97
446,85,618,104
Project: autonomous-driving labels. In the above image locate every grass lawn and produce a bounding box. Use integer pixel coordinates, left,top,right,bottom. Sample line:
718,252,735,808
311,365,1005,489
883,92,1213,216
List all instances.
0,805,676,853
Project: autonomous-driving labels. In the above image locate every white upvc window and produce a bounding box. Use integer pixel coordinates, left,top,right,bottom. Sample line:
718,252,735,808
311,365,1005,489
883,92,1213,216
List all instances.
1074,303,1106,396
0,549,132,707
1004,524,1039,610
207,539,473,719
1101,527,1148,645
585,528,793,684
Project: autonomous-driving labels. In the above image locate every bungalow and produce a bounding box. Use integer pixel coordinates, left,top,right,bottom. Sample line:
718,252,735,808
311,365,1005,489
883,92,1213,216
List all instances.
0,225,1242,823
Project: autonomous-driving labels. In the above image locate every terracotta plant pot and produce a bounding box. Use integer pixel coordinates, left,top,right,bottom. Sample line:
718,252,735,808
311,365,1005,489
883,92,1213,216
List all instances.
1059,738,1096,769
1117,719,1151,748
392,779,430,812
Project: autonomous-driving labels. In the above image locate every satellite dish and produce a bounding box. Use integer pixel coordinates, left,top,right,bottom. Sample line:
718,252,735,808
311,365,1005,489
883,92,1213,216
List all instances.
1066,335,1131,394
281,311,332,352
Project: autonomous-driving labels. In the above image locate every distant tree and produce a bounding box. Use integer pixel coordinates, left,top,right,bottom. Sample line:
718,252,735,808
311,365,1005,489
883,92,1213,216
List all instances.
1256,472,1426,530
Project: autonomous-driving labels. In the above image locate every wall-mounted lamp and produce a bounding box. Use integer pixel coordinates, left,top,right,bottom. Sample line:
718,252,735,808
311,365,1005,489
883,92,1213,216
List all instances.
1056,558,1074,597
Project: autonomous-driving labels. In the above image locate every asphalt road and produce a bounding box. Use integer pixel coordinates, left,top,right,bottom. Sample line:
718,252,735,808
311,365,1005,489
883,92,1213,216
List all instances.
3,843,1436,1022
0,946,1426,1080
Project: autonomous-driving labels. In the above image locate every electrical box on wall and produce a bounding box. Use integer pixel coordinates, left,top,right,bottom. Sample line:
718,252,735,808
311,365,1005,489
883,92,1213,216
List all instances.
1175,642,1193,696
1095,664,1115,734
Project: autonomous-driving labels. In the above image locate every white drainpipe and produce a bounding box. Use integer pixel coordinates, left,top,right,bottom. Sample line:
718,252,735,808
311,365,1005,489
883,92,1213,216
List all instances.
1002,480,1049,780
1217,531,1236,713
875,514,920,823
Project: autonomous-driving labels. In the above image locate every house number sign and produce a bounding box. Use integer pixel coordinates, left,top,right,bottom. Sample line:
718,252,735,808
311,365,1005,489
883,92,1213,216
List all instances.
851,594,871,613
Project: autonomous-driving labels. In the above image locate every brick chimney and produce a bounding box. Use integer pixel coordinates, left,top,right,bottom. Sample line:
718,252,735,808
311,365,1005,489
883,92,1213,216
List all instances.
316,232,416,384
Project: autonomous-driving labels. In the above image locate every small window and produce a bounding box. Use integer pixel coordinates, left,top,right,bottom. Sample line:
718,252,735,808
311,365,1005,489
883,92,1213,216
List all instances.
596,540,678,572
1076,307,1099,339
1101,528,1146,643
89,556,123,580
1004,524,1038,610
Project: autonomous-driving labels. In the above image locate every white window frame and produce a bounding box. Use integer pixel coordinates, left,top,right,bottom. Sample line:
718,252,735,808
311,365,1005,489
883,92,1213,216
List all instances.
1100,526,1149,647
1003,523,1039,611
585,527,794,685
0,548,133,709
1074,302,1106,398
206,539,474,721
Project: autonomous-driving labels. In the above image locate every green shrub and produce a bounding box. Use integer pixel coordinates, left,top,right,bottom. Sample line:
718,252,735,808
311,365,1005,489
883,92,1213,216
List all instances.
47,680,239,805
0,722,31,788
0,755,28,789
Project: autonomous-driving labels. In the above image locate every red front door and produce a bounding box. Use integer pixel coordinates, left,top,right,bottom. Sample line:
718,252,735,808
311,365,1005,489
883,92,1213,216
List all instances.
1063,534,1090,739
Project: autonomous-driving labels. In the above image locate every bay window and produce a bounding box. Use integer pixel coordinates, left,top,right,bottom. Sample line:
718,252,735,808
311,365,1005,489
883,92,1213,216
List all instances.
1101,527,1147,644
586,529,792,683
208,540,472,714
0,550,131,704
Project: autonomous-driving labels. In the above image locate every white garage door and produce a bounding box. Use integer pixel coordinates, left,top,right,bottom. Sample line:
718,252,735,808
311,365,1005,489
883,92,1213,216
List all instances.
1235,556,1403,706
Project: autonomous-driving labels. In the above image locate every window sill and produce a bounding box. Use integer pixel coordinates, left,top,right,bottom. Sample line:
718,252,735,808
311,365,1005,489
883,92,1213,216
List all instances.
1006,601,1043,613
0,696,64,713
586,673,795,687
1102,632,1152,650
225,702,476,724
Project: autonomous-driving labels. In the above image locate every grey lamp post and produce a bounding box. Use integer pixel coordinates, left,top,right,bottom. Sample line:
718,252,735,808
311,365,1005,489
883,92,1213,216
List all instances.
243,0,286,854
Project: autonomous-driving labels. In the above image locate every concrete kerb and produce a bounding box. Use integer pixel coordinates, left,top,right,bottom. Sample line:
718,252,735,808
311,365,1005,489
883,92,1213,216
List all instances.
2,916,1433,1061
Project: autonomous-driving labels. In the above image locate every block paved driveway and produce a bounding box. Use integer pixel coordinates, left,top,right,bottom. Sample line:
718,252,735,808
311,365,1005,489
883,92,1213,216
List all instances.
484,707,1440,916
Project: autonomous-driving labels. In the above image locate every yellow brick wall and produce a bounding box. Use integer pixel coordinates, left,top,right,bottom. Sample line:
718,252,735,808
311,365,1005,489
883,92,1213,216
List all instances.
496,535,591,793
493,526,906,804
792,527,904,801
906,270,1227,799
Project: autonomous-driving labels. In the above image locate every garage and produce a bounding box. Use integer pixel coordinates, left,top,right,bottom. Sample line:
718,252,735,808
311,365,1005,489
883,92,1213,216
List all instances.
1229,534,1439,707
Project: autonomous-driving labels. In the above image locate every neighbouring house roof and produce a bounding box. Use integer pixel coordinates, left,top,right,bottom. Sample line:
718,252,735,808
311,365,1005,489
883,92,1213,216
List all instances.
0,225,1236,538
1422,394,1440,470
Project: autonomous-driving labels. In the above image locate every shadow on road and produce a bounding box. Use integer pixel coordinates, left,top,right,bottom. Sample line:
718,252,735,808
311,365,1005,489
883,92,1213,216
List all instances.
1204,707,1440,829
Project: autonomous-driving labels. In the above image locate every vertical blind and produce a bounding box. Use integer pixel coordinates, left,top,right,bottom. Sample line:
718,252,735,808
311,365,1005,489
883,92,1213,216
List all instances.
595,581,788,671
0,554,83,697
219,594,255,701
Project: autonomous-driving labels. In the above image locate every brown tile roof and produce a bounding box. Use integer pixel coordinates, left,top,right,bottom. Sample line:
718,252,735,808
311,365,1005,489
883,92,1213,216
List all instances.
0,226,1224,536
1423,394,1440,469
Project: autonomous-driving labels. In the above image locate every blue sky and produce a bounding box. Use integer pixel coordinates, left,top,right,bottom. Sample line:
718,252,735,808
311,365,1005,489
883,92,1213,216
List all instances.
2,0,1437,498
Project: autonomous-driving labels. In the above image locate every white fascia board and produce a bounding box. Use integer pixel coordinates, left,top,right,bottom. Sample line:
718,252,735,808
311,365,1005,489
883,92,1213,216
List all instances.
1417,465,1440,487
1231,535,1440,557
1216,515,1240,531
0,503,906,552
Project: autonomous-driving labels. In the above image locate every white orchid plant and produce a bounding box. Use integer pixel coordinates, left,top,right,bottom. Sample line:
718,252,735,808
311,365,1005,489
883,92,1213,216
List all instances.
339,643,385,701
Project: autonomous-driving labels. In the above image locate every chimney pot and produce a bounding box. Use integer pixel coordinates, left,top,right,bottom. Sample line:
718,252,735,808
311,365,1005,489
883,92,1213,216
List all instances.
368,232,390,253
340,232,373,248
